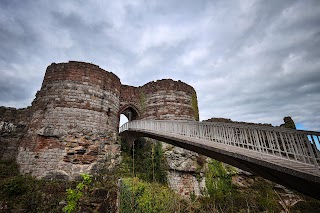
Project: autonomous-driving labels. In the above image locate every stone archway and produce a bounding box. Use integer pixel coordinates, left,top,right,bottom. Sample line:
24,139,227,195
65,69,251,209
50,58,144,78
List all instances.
118,104,140,121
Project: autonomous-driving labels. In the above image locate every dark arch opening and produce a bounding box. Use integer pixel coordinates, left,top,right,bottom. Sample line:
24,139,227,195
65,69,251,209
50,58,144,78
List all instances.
118,104,140,121
118,104,140,129
121,106,139,121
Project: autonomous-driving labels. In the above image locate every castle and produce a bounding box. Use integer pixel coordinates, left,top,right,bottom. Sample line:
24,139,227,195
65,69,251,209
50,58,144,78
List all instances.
0,61,199,182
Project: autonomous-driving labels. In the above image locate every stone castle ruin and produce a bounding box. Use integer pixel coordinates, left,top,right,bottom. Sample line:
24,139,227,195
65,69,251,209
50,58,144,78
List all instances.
0,61,201,194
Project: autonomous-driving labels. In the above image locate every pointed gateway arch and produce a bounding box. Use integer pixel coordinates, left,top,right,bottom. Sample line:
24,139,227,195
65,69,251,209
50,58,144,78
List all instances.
118,104,140,121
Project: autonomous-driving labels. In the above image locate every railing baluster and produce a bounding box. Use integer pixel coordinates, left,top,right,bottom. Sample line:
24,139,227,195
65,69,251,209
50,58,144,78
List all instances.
299,133,311,164
119,119,320,171
273,131,283,158
292,133,300,161
285,132,297,160
265,131,274,155
294,133,307,163
310,135,320,164
305,134,320,170
256,129,264,156
242,128,250,149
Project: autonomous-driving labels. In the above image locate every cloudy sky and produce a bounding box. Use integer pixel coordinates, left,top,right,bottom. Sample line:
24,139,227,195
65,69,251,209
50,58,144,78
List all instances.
1,0,319,131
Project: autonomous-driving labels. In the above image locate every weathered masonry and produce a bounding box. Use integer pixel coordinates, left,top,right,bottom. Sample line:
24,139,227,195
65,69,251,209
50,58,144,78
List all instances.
0,61,199,181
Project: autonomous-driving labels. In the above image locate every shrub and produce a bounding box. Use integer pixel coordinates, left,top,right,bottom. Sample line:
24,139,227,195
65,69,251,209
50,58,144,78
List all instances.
0,160,19,178
63,174,92,213
205,160,233,199
120,177,178,213
0,175,29,197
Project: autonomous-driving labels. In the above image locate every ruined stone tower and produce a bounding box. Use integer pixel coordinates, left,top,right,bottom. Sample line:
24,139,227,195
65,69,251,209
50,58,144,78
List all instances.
28,62,121,135
119,79,198,121
0,61,200,185
16,62,122,179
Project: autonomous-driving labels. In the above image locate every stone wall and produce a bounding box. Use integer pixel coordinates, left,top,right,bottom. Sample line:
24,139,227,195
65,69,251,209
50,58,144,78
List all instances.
0,122,27,161
119,79,203,196
140,79,197,120
28,61,121,134
163,144,206,196
1,61,203,194
16,61,122,179
119,85,141,120
0,106,32,125
120,79,198,121
0,107,31,160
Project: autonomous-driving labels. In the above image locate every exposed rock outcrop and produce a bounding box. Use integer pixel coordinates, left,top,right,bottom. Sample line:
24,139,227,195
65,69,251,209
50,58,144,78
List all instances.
280,116,296,129
163,144,206,196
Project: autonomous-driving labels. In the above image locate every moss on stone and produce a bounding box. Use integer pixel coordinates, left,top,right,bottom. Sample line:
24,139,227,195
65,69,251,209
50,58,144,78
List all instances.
139,93,147,113
191,93,199,121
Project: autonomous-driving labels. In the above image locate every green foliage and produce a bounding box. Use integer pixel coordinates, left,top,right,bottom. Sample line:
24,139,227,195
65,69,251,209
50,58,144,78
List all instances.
252,180,280,212
0,160,71,212
120,177,178,213
202,160,282,212
283,116,296,129
205,159,233,199
0,161,30,199
139,93,147,113
284,122,296,129
119,136,130,153
120,137,168,183
63,188,82,213
0,160,19,178
62,174,92,213
191,93,199,121
0,175,29,197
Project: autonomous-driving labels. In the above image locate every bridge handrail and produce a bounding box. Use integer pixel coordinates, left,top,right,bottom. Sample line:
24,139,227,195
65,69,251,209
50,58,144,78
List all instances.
120,120,320,170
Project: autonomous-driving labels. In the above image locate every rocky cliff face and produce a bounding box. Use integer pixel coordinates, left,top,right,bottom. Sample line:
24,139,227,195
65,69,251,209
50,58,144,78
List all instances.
163,144,206,196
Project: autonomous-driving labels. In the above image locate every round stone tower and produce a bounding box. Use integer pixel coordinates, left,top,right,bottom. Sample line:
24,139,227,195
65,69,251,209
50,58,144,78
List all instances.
119,79,202,196
119,79,199,121
29,61,121,134
141,79,199,120
17,61,121,179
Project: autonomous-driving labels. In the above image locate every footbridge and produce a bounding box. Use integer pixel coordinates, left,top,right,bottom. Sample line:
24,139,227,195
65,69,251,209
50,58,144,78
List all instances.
119,120,320,199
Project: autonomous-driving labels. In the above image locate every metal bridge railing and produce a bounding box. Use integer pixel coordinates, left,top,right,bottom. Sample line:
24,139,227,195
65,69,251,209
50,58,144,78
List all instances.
120,120,320,170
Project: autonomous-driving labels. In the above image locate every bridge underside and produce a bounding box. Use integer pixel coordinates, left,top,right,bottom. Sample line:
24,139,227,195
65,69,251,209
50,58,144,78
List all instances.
121,130,320,200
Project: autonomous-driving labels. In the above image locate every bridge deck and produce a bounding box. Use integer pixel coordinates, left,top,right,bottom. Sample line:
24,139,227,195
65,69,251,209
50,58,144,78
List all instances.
141,129,320,177
120,120,320,199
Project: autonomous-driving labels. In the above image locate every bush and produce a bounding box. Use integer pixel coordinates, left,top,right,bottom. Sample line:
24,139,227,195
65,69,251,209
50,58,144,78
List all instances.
120,177,179,213
205,160,233,199
0,160,72,212
0,175,29,197
63,174,92,213
0,160,19,178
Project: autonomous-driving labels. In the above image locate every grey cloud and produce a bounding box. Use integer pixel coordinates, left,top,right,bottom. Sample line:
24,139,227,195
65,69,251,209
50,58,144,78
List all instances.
0,0,319,130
